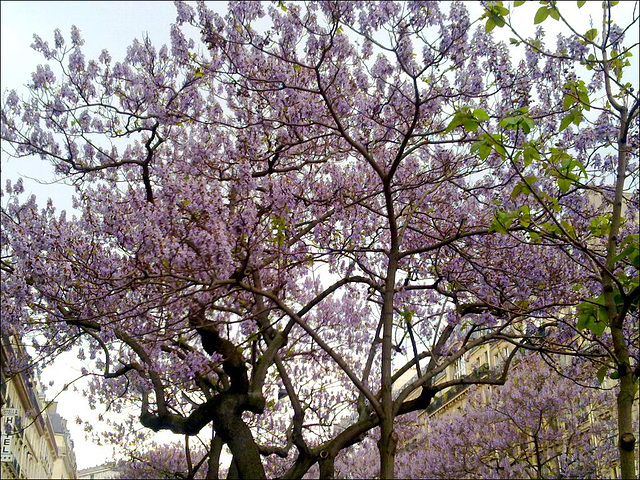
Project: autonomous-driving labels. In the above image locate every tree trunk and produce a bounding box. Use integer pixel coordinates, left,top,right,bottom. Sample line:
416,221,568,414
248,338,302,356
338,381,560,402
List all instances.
207,434,223,479
227,458,239,480
611,323,637,480
605,108,637,480
378,424,398,480
319,453,335,479
379,251,399,478
214,395,266,479
533,435,542,480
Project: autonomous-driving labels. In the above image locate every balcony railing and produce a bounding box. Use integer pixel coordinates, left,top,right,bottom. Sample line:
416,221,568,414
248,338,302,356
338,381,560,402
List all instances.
426,363,492,414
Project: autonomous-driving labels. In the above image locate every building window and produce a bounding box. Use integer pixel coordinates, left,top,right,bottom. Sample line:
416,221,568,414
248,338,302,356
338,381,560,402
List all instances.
454,358,466,379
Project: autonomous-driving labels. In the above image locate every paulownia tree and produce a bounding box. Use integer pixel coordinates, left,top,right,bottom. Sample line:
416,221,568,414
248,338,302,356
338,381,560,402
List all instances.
1,1,631,478
472,1,639,477
335,353,620,479
419,358,619,479
116,439,211,479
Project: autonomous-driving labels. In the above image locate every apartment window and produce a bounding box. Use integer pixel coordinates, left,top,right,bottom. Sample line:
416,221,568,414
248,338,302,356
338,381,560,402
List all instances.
469,328,482,340
454,358,466,379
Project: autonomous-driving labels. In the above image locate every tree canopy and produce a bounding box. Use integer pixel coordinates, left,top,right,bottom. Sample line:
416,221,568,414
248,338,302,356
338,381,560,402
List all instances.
1,1,637,478
334,354,620,479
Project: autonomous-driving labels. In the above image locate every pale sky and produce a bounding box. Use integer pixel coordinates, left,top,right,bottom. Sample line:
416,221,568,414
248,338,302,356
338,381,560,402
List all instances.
1,1,227,470
1,0,638,472
1,1,202,215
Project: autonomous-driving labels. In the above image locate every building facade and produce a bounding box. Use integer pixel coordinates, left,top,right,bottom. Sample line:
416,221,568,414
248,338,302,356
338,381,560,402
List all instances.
397,337,638,479
1,335,77,479
77,462,120,479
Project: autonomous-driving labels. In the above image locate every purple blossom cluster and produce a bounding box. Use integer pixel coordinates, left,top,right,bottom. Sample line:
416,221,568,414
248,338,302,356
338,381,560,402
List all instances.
1,1,637,478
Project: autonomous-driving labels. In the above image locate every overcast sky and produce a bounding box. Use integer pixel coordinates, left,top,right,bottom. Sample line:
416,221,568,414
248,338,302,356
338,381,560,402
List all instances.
1,1,206,216
0,1,228,470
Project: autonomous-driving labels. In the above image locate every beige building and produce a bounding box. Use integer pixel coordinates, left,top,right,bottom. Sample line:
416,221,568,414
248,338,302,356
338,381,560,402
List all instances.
77,462,120,479
49,402,78,479
424,340,512,417
395,335,638,479
1,334,77,479
392,338,513,410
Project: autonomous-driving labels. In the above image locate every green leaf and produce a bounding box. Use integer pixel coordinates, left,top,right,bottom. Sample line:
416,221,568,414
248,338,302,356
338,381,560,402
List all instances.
559,112,574,132
489,210,517,234
520,204,531,227
614,290,625,308
463,118,479,132
510,183,523,200
511,183,526,200
521,117,534,134
492,142,507,158
596,305,609,324
444,120,458,134
444,113,462,134
400,308,415,322
578,310,607,336
577,311,592,332
492,14,506,28
561,220,576,239
563,93,577,110
577,0,586,7
610,370,620,380
511,176,537,200
534,6,550,24
473,108,490,122
271,215,289,247
577,295,610,336
489,218,508,234
479,142,492,160
589,216,611,236
500,116,521,127
485,17,496,33
596,365,608,384
578,91,590,110
572,158,587,178
585,28,598,42
293,64,301,72
548,7,560,20
523,145,540,167
483,133,507,158
514,0,526,6
557,177,572,192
